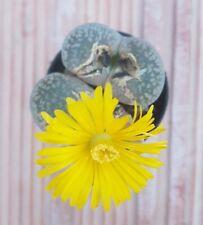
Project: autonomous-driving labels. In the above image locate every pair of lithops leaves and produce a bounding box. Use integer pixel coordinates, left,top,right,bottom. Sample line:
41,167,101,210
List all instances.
30,23,167,129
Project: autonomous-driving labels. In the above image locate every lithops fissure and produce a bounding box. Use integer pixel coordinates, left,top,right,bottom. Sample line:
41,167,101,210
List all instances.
73,42,112,75
72,42,113,86
118,52,140,79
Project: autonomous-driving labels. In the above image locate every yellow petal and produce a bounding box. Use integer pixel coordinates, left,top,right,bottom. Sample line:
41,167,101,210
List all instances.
60,157,91,202
46,168,70,192
121,149,163,168
98,164,111,211
117,140,167,154
69,159,94,208
35,148,87,166
54,110,82,131
91,163,101,209
139,104,143,119
103,83,119,130
35,132,71,144
102,163,131,207
108,115,130,134
132,101,138,122
112,160,143,193
46,119,90,141
37,145,86,156
118,152,154,179
66,99,95,134
80,92,103,132
150,124,166,135
35,130,89,145
37,163,68,178
41,111,53,124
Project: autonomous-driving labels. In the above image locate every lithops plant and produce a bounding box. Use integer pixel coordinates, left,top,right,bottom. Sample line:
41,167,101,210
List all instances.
30,23,168,129
30,73,93,129
61,24,121,85
111,36,165,108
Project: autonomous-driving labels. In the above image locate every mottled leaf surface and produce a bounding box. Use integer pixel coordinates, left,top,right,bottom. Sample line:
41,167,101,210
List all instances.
30,73,93,129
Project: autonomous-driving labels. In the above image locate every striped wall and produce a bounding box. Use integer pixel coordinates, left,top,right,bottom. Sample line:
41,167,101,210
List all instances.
0,0,203,224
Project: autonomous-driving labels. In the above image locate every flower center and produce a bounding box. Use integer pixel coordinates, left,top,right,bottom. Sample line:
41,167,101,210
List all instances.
90,133,119,163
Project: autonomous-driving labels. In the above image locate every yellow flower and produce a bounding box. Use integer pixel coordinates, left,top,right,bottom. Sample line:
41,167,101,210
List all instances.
35,83,167,211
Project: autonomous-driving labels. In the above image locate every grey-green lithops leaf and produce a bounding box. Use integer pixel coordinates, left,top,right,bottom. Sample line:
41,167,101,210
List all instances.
111,36,165,109
62,23,122,85
30,73,93,129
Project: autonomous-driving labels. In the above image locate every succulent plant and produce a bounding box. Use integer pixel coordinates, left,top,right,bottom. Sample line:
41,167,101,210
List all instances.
30,23,168,129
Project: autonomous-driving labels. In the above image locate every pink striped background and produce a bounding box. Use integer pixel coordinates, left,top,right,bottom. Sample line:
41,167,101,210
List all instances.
0,0,203,224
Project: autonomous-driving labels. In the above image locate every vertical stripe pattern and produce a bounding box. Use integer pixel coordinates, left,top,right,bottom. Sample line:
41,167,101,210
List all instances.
0,0,202,224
